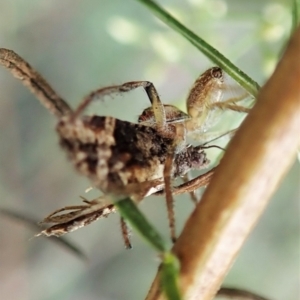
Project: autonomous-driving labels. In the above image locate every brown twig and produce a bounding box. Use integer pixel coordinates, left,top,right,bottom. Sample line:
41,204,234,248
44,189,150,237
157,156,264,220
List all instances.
145,27,300,300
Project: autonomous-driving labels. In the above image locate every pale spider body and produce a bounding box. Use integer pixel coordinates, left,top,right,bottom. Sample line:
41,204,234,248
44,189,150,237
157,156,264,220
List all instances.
138,67,226,136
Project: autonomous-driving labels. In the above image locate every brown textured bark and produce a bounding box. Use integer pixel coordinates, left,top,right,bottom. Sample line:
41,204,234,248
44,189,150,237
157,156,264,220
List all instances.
146,27,300,300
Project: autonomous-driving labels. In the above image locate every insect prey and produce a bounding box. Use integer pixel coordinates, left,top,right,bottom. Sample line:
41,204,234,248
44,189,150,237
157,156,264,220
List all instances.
0,48,251,247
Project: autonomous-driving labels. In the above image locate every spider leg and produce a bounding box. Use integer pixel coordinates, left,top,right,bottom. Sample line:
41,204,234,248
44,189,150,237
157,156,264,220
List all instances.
120,217,132,249
36,196,115,237
164,151,177,243
154,167,215,197
36,177,164,239
208,94,252,113
189,128,239,144
0,48,72,118
182,172,199,205
73,81,167,130
211,102,251,113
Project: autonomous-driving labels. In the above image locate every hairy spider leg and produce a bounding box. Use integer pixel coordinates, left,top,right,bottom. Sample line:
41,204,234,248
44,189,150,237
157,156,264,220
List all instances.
0,48,72,117
182,172,199,205
72,81,171,133
211,96,251,113
120,217,132,249
163,150,177,242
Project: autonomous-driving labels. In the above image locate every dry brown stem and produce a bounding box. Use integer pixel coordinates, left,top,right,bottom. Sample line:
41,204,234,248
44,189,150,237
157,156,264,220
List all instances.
146,28,300,300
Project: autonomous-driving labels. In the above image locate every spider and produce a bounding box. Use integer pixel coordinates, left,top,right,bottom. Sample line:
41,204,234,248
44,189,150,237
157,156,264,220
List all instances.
0,48,251,247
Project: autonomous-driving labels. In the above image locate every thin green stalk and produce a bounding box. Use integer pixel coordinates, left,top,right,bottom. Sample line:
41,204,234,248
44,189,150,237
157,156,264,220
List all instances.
114,197,168,252
115,198,182,300
135,0,260,96
291,0,300,35
161,252,182,300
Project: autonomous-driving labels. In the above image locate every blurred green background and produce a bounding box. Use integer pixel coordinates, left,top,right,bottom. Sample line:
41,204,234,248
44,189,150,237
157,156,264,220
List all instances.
0,1,298,300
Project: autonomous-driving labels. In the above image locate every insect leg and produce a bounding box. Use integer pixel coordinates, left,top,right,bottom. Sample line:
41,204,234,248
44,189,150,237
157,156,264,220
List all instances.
74,81,167,130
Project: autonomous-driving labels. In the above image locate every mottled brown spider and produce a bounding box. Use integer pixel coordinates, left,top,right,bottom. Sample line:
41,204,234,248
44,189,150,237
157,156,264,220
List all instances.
0,48,250,247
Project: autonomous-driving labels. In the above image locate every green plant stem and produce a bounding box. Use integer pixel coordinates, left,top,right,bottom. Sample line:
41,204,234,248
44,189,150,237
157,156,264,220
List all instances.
292,0,300,35
115,198,182,300
114,197,168,252
160,252,182,300
135,0,260,97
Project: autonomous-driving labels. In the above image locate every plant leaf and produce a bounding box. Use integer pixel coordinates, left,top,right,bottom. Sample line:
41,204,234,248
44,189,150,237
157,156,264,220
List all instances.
135,0,260,96
114,197,168,252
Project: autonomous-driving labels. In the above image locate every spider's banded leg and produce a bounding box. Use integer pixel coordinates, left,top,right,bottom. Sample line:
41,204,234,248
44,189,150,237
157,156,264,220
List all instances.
120,217,132,249
154,167,215,197
172,168,215,195
0,48,72,118
164,151,177,243
37,202,116,237
182,173,198,205
209,94,252,113
211,102,251,113
40,205,93,224
74,81,167,130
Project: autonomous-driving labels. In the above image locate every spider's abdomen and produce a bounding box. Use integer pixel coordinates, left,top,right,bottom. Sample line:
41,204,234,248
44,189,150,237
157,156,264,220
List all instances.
56,115,174,196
